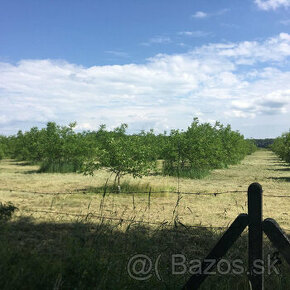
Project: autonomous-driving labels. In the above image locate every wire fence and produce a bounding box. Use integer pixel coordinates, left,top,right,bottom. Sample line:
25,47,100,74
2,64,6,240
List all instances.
1,152,290,234
0,187,247,196
2,183,289,234
263,194,290,198
19,208,245,230
19,208,290,233
1,187,289,200
18,209,228,239
0,186,289,236
2,186,290,233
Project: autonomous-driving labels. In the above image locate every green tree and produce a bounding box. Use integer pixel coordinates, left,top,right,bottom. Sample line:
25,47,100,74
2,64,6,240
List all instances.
83,125,156,192
272,131,290,163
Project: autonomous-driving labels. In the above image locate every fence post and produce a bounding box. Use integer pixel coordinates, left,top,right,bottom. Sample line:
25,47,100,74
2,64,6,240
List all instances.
248,182,264,290
183,182,289,290
148,187,151,209
182,214,249,290
263,218,290,266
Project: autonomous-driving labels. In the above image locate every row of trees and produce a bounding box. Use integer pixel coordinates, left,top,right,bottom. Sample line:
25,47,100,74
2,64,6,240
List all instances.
3,122,95,172
271,131,290,163
0,119,256,185
0,135,10,160
162,119,256,178
253,138,275,148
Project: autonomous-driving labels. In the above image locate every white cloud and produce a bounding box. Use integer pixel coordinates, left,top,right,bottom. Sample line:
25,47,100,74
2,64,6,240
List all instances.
141,36,171,46
192,9,229,19
178,31,211,37
194,33,290,63
255,0,290,10
0,33,290,137
105,50,129,58
192,11,208,18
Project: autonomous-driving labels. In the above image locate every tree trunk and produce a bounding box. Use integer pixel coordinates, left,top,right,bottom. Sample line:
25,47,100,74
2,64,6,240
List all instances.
117,173,121,193
113,173,118,187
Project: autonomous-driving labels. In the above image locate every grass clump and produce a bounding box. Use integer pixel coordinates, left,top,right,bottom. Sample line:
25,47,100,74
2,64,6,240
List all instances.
38,161,83,173
0,202,18,221
163,165,210,179
87,180,175,194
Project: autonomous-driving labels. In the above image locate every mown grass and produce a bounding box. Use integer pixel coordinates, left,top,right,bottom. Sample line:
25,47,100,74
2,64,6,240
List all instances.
163,166,211,179
0,214,289,290
0,149,289,289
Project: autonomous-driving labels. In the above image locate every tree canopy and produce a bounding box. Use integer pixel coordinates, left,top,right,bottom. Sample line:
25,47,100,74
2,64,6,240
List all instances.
0,119,256,185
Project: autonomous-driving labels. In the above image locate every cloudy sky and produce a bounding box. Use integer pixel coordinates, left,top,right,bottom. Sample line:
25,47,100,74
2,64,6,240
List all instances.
0,0,290,138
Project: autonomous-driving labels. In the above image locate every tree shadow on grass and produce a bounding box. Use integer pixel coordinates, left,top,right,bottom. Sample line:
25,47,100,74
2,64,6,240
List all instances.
269,162,290,167
9,160,37,166
22,170,41,174
6,160,40,174
270,168,290,172
268,177,290,182
0,216,289,290
265,157,281,161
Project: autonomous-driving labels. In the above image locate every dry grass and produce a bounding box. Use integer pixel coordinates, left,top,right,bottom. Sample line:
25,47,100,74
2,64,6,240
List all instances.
0,149,289,230
0,149,290,289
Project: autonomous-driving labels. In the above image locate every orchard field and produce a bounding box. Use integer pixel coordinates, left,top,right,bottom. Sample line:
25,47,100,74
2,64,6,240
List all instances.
0,121,289,289
0,149,289,228
0,148,289,289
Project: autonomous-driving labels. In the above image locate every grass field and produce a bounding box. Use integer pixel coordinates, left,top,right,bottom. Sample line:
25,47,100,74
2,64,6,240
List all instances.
0,149,289,289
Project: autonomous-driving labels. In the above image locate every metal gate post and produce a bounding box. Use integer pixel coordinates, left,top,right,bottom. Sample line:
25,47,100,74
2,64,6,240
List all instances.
248,182,264,290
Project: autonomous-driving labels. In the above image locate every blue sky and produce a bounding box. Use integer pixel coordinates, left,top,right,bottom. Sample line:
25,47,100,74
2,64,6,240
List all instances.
0,0,290,137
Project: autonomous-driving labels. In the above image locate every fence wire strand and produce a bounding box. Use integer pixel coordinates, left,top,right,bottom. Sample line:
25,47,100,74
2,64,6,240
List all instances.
19,208,290,233
1,185,289,233
2,187,289,198
0,187,250,196
21,208,236,230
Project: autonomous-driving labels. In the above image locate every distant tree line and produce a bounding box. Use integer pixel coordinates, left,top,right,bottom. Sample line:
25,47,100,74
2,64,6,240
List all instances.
271,131,290,163
252,138,275,148
0,136,7,160
0,119,256,185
